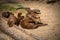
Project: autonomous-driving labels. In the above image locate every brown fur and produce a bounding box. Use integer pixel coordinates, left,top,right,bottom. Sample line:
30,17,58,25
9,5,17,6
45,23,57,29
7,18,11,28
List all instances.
7,13,24,27
7,14,17,27
2,12,13,18
20,17,39,29
20,10,42,29
20,9,48,29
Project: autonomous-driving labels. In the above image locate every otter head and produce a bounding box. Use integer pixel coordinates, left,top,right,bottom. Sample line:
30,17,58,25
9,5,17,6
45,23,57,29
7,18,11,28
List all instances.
2,12,14,18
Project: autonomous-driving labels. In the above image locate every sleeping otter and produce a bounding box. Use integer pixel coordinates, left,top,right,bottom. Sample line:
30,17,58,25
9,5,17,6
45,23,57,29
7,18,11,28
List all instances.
20,9,40,29
20,9,47,29
8,13,24,27
2,11,24,27
2,12,16,27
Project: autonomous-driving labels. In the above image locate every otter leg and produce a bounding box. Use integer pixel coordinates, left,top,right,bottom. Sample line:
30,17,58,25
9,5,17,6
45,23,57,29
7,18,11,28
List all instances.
15,19,20,26
7,21,14,27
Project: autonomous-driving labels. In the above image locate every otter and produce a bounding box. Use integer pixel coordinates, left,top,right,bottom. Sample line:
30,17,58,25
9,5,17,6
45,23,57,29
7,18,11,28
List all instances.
8,12,24,27
2,12,16,27
2,11,24,27
20,9,47,29
20,9,41,29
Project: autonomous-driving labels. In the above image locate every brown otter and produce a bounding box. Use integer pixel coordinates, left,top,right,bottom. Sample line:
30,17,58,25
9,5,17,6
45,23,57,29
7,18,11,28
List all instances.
20,8,48,29
2,12,16,27
2,11,24,27
8,12,24,27
20,9,43,29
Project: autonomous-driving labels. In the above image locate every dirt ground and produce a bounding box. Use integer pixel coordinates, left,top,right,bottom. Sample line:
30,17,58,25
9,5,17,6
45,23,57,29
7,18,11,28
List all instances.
0,1,60,40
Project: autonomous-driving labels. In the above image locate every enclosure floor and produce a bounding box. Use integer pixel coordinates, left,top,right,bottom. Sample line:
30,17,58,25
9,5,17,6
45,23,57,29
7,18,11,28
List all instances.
0,1,60,40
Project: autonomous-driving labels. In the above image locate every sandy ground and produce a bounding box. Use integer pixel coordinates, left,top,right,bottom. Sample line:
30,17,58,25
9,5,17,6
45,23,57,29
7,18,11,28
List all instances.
0,1,60,40
20,2,60,40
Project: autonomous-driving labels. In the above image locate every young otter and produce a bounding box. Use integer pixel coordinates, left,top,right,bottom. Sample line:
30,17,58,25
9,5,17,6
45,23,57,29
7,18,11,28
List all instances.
7,12,24,27
20,9,42,29
2,12,16,27
20,9,48,29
